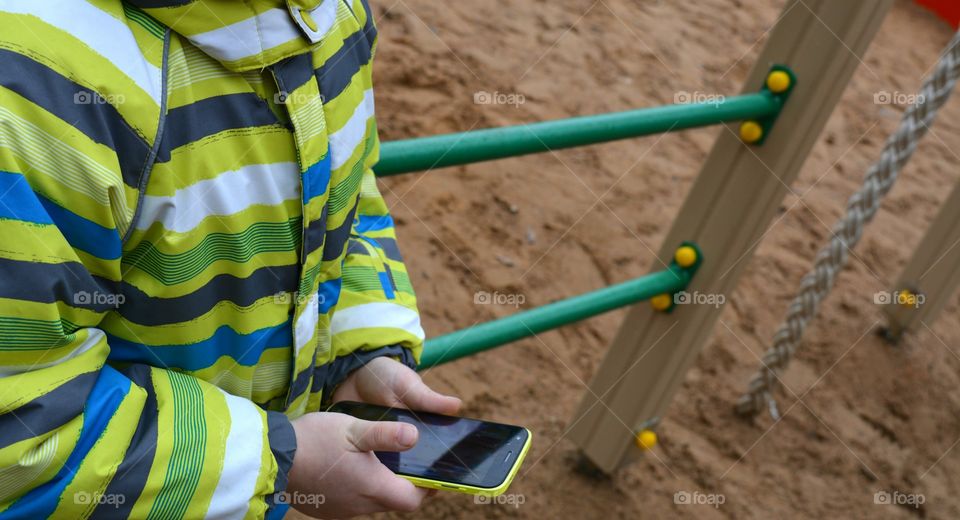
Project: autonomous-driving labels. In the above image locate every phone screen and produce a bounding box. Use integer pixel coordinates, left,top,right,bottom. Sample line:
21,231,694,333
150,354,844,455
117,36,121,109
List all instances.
327,402,529,489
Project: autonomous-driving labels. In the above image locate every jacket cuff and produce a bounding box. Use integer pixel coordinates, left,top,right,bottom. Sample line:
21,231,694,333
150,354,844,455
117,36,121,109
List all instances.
264,411,297,516
322,344,417,400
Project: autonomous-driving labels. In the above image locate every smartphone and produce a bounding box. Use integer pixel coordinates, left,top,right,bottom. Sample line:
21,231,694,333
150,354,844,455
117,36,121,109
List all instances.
326,401,532,496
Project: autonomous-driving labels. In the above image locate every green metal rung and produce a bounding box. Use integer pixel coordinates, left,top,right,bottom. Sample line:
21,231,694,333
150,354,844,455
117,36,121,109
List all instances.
375,69,795,176
418,243,703,369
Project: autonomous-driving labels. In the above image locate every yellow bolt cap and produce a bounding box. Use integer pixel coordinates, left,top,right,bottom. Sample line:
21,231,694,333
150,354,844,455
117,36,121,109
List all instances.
766,70,791,93
674,246,698,268
899,291,916,307
740,121,763,144
650,294,673,311
636,429,658,450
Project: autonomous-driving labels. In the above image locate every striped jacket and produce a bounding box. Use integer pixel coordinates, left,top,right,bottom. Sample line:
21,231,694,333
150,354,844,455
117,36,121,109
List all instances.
0,0,423,518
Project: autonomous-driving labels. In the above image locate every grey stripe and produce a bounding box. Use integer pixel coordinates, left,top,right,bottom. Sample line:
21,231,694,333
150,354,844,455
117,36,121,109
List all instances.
304,204,329,255
375,237,403,262
345,236,403,262
0,371,99,450
312,344,414,394
272,53,315,96
157,93,280,160
382,263,397,291
0,49,151,188
286,342,320,407
91,365,157,519
264,411,297,512
0,257,122,313
320,200,359,261
117,264,298,326
345,240,367,257
315,23,375,102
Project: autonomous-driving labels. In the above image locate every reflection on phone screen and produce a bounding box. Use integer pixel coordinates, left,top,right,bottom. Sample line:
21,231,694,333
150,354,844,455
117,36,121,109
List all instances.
336,403,526,488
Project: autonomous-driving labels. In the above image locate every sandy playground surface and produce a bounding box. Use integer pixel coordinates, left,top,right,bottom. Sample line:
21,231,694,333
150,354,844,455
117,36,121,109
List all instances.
291,0,960,518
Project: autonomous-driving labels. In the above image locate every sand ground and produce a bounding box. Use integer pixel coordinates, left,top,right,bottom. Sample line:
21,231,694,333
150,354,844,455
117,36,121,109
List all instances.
291,0,960,518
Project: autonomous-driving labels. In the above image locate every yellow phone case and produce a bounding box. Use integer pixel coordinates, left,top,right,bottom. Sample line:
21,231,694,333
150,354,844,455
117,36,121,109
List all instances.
398,428,532,497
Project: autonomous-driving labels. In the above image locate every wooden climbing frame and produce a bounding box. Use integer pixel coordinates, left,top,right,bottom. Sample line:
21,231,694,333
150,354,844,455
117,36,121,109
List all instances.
567,0,895,473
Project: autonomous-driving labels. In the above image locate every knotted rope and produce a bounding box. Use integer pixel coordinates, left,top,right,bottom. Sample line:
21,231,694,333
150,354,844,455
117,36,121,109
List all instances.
736,30,960,418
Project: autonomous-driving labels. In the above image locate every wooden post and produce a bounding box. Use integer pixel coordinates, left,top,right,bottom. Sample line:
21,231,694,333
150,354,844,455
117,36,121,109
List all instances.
568,0,894,473
882,181,960,342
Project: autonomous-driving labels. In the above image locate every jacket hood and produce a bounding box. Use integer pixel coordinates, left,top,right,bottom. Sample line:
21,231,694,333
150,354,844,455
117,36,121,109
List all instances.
129,0,339,71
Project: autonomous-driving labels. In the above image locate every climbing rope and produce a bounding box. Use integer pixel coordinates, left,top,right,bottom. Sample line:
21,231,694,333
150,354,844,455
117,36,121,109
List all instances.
736,30,960,418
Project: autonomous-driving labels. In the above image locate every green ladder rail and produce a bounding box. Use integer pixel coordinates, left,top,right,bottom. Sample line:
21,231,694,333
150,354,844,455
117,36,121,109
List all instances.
418,243,703,369
375,73,794,177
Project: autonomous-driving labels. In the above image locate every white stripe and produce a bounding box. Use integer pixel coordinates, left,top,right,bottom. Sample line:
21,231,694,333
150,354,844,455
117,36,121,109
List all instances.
205,390,264,520
289,0,339,43
0,430,59,500
135,162,300,232
189,8,301,64
295,95,327,142
167,44,233,92
0,329,103,377
0,106,123,209
331,302,425,340
329,89,375,171
294,293,320,356
1,0,162,103
309,0,340,35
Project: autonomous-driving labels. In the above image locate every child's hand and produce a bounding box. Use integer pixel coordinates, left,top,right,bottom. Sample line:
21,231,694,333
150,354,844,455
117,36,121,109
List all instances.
332,356,461,415
285,411,425,518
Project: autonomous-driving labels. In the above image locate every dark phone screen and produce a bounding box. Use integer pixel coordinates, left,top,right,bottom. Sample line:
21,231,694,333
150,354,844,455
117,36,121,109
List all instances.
328,402,528,489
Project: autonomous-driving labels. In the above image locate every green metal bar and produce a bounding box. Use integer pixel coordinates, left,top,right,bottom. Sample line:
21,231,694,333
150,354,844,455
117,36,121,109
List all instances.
418,266,691,370
376,92,781,176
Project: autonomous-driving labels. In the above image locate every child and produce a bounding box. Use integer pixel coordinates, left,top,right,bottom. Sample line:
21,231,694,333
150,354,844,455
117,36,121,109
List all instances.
0,1,459,517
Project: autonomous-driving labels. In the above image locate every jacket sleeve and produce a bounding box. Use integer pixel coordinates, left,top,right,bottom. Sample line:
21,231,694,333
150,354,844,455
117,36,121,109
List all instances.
0,102,294,520
322,131,423,393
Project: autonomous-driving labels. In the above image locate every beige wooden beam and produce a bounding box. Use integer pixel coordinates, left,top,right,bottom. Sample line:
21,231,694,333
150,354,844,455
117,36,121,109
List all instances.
568,0,894,473
882,181,960,342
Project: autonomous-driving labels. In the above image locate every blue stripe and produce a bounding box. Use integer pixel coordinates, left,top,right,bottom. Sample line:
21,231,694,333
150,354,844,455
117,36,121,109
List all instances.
0,171,53,224
0,171,121,259
38,197,122,260
1,367,131,519
106,319,292,371
266,504,291,520
302,154,332,203
354,214,393,233
378,272,395,299
318,278,341,313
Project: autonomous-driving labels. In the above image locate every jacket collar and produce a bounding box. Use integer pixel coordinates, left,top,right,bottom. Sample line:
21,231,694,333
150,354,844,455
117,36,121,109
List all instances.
131,0,338,71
